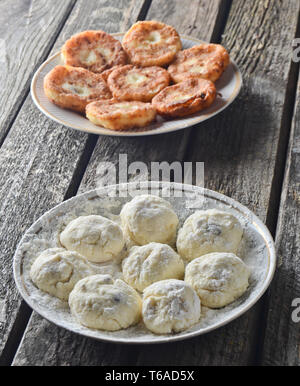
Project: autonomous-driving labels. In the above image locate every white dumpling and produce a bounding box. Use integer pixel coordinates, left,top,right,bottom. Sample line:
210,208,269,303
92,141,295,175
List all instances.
142,279,201,334
30,248,95,301
69,274,142,331
177,209,243,261
60,215,124,263
185,252,250,308
122,242,184,291
120,194,179,246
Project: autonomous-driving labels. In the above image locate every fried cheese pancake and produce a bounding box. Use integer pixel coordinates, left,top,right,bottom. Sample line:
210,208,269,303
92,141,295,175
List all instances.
152,78,216,118
122,21,181,67
86,100,156,131
61,30,127,73
107,64,170,102
168,44,230,83
100,65,124,82
44,65,112,113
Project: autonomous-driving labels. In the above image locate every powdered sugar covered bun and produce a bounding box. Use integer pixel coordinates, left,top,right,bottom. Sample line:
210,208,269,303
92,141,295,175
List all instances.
185,252,250,308
60,215,124,263
30,248,95,301
122,242,184,292
69,274,142,331
177,209,243,261
120,194,179,246
142,279,201,334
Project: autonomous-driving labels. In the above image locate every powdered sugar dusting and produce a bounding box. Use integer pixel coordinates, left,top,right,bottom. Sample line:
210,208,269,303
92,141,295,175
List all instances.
13,182,275,344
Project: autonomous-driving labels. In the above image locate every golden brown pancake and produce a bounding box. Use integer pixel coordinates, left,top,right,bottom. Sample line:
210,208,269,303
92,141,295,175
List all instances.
86,100,156,131
122,21,181,67
61,30,127,73
152,78,216,118
107,64,170,102
168,44,230,83
44,65,111,113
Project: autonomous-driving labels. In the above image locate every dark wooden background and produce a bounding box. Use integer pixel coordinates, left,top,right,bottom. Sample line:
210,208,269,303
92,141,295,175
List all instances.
0,0,299,366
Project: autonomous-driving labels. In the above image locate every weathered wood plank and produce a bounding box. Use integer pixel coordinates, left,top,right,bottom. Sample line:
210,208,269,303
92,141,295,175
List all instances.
151,0,300,366
0,0,76,145
261,68,300,366
49,0,299,366
0,0,147,365
74,0,230,192
12,0,229,366
79,0,300,366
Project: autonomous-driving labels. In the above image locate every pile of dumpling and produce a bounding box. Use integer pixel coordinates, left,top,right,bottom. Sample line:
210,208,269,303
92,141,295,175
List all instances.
30,194,250,335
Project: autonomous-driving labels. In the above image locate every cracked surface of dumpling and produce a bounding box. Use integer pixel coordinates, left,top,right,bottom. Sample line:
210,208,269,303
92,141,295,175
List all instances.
177,209,243,261
142,279,201,334
122,21,181,67
60,215,124,263
120,194,179,246
30,248,95,301
185,252,250,308
69,274,142,331
122,242,184,292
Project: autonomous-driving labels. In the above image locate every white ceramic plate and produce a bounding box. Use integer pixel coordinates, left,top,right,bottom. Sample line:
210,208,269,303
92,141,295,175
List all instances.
13,181,275,344
31,34,242,137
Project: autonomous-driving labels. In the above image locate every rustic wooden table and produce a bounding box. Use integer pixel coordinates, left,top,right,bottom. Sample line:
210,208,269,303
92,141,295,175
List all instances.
0,0,299,366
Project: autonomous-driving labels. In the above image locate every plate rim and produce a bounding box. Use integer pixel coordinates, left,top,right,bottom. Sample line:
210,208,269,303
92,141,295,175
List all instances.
30,33,243,137
13,181,276,345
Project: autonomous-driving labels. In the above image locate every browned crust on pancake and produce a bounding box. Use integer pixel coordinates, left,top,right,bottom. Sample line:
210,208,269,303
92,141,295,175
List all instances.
100,65,124,82
107,64,170,102
152,78,216,118
122,21,182,67
43,65,112,113
86,100,156,131
61,30,127,73
168,44,230,83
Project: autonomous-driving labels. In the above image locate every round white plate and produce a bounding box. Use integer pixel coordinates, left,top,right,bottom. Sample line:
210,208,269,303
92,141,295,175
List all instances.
31,34,242,137
13,182,275,344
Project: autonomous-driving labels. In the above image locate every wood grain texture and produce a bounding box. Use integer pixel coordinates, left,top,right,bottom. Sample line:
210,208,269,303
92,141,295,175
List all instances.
12,0,228,366
49,0,299,367
12,0,299,367
0,0,146,364
76,0,300,366
145,0,228,42
76,0,228,193
261,69,300,366
168,0,300,365
0,0,76,145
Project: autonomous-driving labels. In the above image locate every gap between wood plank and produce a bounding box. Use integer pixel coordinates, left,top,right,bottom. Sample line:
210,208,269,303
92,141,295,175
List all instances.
136,0,153,20
1,134,98,366
9,0,233,366
41,0,157,202
252,9,300,366
181,0,232,163
0,0,77,150
0,301,31,366
177,2,300,366
0,1,79,366
46,0,154,203
210,0,233,43
5,0,151,366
